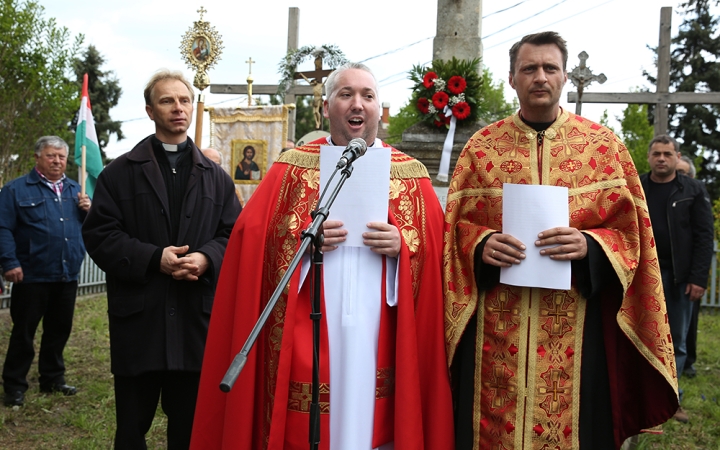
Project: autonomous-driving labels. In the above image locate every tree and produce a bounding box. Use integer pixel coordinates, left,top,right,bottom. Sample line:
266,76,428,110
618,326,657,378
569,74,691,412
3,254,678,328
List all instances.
0,0,83,186
646,0,720,197
611,103,654,175
64,45,122,181
72,45,123,153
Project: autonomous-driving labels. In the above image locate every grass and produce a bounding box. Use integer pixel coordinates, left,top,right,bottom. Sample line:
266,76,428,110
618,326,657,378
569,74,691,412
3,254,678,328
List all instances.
0,295,718,448
0,294,167,449
632,308,720,449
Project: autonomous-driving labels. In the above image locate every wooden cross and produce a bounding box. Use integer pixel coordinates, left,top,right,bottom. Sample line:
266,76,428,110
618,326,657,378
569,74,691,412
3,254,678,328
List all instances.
567,51,606,116
567,7,720,135
295,54,334,130
210,8,309,138
245,57,256,106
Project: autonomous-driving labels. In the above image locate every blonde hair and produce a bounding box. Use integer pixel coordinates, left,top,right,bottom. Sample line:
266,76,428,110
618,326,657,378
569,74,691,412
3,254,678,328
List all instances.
143,70,194,105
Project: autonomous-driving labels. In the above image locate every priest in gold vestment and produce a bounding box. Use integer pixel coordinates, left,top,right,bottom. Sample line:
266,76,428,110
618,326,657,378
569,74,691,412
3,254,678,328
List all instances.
444,32,678,450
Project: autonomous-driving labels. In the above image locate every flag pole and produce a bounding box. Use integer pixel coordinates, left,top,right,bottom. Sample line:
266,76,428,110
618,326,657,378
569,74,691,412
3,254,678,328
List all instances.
81,144,87,196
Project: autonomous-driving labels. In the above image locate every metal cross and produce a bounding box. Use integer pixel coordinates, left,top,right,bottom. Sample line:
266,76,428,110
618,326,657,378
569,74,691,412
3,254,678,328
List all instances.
197,6,207,21
246,57,256,75
568,51,607,115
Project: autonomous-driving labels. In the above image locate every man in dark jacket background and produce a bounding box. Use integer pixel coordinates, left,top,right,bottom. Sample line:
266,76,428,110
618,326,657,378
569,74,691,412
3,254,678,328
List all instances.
641,134,714,424
0,136,91,407
82,70,241,449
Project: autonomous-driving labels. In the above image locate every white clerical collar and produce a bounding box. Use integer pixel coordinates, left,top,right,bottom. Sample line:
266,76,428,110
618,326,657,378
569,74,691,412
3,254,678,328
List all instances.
326,137,382,148
162,143,179,152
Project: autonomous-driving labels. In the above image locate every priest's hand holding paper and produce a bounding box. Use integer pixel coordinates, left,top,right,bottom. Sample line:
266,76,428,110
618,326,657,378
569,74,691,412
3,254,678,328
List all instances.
320,220,348,253
535,227,587,261
363,222,401,257
484,233,526,267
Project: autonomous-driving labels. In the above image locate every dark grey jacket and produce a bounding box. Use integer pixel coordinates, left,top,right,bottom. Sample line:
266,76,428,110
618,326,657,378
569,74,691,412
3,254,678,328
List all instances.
640,172,714,288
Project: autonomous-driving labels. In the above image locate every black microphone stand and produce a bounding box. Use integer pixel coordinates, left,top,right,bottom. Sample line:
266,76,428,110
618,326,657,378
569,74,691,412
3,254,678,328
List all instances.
220,160,358,450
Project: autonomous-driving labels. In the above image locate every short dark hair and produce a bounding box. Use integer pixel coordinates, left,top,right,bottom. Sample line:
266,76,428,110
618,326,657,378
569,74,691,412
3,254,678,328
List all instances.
648,134,679,153
509,31,568,74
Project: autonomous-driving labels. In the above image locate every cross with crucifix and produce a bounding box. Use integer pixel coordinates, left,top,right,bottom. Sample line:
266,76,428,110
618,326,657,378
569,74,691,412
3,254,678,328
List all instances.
295,55,334,130
209,7,323,139
568,51,606,116
567,7,720,136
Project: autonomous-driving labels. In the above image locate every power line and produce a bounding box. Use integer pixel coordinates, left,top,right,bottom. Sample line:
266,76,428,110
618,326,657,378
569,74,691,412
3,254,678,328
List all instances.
374,0,601,88
483,0,569,40
357,1,532,65
484,0,617,50
358,37,432,64
484,0,534,18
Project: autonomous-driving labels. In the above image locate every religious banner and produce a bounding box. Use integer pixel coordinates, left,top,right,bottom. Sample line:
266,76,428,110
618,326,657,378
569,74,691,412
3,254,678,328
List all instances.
208,105,291,201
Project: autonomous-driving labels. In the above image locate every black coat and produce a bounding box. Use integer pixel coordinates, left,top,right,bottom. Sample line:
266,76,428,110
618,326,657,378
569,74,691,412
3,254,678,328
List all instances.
640,172,714,288
82,136,241,376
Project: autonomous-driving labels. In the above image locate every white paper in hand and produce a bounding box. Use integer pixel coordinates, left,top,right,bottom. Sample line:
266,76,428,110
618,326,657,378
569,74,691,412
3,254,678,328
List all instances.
500,183,571,290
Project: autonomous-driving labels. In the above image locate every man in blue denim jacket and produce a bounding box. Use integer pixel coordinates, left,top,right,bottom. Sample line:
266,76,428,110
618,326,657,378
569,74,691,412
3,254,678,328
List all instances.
0,136,91,407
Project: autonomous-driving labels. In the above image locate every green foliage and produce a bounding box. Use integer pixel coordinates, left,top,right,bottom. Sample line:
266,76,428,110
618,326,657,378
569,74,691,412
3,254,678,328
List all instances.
0,0,83,186
277,45,348,97
618,103,654,175
475,68,518,124
386,102,418,145
293,95,327,141
404,58,520,132
409,57,482,128
65,45,122,181
72,45,123,151
645,0,720,198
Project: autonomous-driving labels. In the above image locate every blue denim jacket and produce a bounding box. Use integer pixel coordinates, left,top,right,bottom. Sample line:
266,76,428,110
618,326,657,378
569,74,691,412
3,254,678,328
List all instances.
0,169,87,282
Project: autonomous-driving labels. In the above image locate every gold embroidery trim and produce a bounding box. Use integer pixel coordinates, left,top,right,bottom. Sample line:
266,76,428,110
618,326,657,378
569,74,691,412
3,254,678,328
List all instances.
287,381,330,414
376,367,396,399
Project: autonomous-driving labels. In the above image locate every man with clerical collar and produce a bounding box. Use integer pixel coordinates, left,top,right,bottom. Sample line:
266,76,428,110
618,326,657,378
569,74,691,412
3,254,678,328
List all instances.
190,62,454,449
0,136,90,408
82,70,241,449
444,31,678,449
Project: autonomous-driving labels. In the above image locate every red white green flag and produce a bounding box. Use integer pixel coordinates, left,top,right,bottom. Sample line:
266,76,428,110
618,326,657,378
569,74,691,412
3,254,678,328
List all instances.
74,73,102,197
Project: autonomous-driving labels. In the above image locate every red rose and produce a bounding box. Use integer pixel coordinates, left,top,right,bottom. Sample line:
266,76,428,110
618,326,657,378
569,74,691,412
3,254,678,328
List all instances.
423,71,438,88
432,91,449,109
448,76,467,94
417,97,430,114
452,101,471,120
433,118,446,128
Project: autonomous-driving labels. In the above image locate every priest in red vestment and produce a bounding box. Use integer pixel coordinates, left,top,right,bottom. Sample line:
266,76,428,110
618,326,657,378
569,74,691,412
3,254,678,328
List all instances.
444,32,678,449
191,62,454,450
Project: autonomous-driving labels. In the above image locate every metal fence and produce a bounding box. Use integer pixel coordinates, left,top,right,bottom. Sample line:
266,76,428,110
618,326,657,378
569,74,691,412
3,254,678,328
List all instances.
0,253,106,307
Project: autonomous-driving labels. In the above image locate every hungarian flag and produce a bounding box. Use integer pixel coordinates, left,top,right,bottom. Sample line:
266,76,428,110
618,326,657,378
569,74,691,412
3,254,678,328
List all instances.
74,73,102,197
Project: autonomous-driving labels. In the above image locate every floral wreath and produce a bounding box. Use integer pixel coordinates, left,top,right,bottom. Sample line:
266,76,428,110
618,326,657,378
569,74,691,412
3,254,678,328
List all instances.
409,57,481,128
277,45,349,97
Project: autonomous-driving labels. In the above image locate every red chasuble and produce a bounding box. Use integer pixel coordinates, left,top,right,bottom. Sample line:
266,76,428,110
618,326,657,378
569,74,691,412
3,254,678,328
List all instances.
191,139,454,450
444,110,678,449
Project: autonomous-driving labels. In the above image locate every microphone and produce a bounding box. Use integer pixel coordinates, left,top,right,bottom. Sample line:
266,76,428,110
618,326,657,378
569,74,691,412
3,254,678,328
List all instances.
336,138,368,168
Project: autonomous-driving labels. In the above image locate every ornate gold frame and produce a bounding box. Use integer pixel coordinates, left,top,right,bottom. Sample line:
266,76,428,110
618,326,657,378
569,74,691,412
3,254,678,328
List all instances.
180,7,223,91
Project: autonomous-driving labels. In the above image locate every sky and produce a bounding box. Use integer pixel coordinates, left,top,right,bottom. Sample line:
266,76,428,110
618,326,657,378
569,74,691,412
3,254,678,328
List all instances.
37,0,699,158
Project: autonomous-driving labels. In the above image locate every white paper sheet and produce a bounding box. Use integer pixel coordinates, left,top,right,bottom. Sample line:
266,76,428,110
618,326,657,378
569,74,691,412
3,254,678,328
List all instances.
320,145,391,247
500,183,571,290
